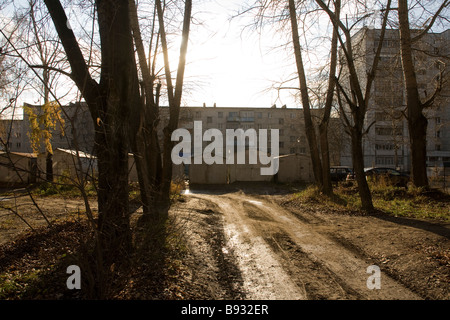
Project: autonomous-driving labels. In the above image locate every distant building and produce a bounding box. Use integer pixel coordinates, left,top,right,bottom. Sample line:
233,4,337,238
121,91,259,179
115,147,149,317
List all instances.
159,105,343,161
0,102,348,181
339,28,450,172
1,102,95,155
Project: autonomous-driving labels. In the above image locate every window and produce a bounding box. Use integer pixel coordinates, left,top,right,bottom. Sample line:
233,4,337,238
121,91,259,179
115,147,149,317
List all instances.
195,111,201,119
290,113,296,119
375,127,402,136
279,142,284,148
375,144,396,151
279,118,284,125
16,142,21,148
299,147,306,154
435,117,441,124
207,116,213,123
240,111,254,122
268,113,272,118
375,112,388,121
376,156,394,165
257,112,262,118
436,144,441,151
436,130,441,138
279,129,284,136
290,148,296,154
218,112,223,118
290,136,296,142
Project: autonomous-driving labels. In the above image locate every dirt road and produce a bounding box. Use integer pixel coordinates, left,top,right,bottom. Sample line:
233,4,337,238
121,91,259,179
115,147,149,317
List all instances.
175,184,449,300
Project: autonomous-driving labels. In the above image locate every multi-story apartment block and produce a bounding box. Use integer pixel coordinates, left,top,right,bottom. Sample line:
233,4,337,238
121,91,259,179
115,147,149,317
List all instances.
11,102,95,155
160,105,313,157
0,100,347,178
340,27,450,172
0,119,28,152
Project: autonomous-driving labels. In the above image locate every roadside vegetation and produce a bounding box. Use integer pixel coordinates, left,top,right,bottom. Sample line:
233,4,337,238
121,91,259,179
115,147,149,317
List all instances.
290,180,450,221
0,180,188,299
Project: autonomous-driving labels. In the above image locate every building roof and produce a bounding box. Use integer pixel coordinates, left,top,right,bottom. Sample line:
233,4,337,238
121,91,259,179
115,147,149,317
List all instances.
54,148,96,159
0,151,37,158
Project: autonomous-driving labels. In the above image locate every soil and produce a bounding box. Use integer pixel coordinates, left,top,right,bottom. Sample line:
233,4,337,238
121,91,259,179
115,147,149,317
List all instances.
0,183,449,300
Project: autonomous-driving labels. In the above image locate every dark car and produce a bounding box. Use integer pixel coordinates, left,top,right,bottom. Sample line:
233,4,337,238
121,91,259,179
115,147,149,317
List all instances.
349,167,409,187
330,166,353,182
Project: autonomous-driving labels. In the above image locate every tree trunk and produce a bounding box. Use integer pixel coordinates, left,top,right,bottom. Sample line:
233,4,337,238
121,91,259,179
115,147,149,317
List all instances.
94,0,142,260
43,1,141,285
45,151,53,182
156,0,192,213
288,0,324,192
351,128,374,211
398,0,429,187
318,0,340,196
128,0,163,217
319,122,332,195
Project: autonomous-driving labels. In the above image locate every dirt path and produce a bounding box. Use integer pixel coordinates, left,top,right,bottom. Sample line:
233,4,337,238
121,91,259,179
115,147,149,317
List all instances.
175,185,449,300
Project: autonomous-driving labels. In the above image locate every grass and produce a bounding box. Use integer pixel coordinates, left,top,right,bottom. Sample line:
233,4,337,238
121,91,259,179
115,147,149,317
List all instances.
32,180,97,198
293,181,450,221
0,269,42,299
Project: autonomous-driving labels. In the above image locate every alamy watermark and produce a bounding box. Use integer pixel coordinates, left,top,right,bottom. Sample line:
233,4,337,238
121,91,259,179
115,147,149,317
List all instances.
171,121,280,175
66,265,81,290
366,265,381,290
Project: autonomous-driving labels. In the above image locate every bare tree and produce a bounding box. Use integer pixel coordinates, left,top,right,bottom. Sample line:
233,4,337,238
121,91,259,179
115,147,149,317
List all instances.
288,0,341,195
397,0,449,188
128,0,192,218
43,0,141,273
241,0,340,195
317,0,392,211
156,0,192,211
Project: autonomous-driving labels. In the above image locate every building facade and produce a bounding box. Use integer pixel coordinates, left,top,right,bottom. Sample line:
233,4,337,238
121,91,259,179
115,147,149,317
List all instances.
340,28,450,172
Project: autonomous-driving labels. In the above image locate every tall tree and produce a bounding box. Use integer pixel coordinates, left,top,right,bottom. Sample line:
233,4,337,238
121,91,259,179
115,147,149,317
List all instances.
27,0,65,181
246,0,340,195
128,0,192,218
397,0,449,188
43,0,141,269
128,0,162,217
156,0,192,211
288,0,341,195
317,0,392,211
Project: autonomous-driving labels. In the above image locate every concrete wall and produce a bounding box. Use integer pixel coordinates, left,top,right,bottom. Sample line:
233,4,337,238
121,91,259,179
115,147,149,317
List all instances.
189,163,228,184
0,152,37,186
37,149,97,181
128,154,186,183
277,154,314,183
228,163,273,183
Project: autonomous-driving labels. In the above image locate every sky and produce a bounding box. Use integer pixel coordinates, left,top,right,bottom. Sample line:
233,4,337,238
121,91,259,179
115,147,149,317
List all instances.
179,0,299,109
0,0,302,116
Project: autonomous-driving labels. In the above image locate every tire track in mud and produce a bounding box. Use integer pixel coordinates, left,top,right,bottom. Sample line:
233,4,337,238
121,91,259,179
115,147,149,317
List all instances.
186,190,422,300
176,197,245,299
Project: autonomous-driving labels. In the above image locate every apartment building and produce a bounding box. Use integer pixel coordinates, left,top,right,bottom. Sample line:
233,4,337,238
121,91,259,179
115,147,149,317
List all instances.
340,27,450,172
0,119,27,152
0,102,95,155
160,105,342,161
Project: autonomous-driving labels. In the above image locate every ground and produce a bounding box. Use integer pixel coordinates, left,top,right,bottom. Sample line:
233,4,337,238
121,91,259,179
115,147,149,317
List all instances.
0,182,448,300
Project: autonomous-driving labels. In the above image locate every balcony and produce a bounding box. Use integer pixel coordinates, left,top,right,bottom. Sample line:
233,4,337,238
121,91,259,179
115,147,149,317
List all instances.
227,116,240,122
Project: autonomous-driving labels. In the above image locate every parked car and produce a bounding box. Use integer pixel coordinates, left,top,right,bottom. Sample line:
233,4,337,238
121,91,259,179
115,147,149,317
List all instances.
364,167,410,187
346,167,410,187
330,166,353,182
